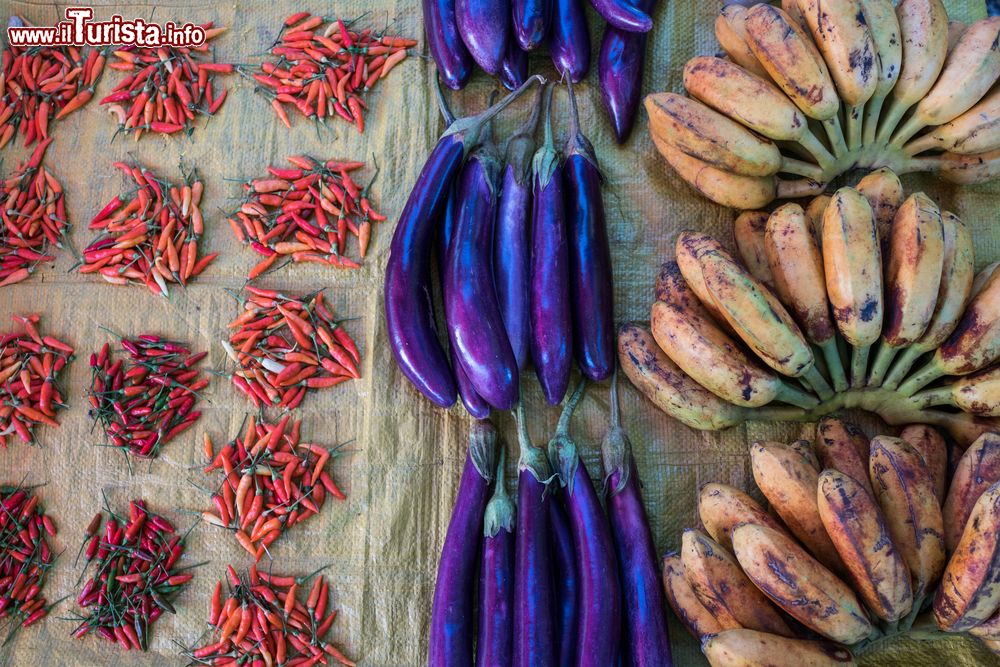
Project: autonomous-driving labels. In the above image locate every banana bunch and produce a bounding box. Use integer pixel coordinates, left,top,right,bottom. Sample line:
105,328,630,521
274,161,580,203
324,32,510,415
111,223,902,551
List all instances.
645,2,1000,209
619,168,1000,446
663,418,1000,666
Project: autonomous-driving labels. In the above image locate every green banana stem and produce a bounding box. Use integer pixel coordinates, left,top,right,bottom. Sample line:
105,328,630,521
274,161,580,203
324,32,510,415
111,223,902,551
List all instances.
820,339,849,393
862,94,886,146
908,386,955,410
851,345,871,389
890,114,927,149
846,104,864,153
875,98,911,145
823,116,850,157
896,362,946,398
867,340,900,388
881,346,926,391
779,157,826,181
775,382,821,410
802,365,835,401
796,130,837,171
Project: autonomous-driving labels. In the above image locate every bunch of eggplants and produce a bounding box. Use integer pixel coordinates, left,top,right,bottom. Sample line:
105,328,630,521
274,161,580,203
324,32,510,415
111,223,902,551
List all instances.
385,78,615,415
428,375,672,666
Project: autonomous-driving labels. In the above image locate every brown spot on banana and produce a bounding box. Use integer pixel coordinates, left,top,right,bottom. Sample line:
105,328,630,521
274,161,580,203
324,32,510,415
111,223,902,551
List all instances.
795,0,879,107
662,553,724,640
935,261,1000,375
716,5,774,82
701,629,857,667
815,416,875,497
953,366,1000,416
734,210,775,289
698,483,789,553
943,433,1000,553
898,424,949,502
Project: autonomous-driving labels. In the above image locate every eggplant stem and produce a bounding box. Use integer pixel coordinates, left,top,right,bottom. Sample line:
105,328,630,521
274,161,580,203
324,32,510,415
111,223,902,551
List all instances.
820,338,849,393
609,365,621,430
555,379,587,438
802,365,834,401
567,78,581,139
434,76,455,126
867,340,899,388
881,346,924,391
850,345,871,389
862,94,885,146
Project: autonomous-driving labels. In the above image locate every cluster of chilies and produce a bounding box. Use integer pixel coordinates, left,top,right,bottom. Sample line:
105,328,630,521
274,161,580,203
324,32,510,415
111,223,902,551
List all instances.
223,287,361,410
72,500,194,651
430,376,671,665
423,0,657,142
227,155,385,279
80,161,216,296
246,12,414,134
86,334,208,459
100,23,232,138
0,138,67,287
386,78,614,414
0,486,57,638
201,414,346,562
0,16,107,148
184,565,354,666
0,314,73,447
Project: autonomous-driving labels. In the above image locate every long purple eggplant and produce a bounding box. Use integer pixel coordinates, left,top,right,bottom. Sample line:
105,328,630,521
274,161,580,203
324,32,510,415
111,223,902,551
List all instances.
429,421,499,666
549,0,590,83
602,369,672,666
564,81,614,381
424,0,475,90
549,494,579,666
513,0,552,51
589,0,652,33
457,0,510,75
513,403,555,667
495,98,540,372
548,381,621,667
385,76,542,408
598,0,656,143
477,447,516,667
444,137,520,411
500,40,529,91
530,84,572,405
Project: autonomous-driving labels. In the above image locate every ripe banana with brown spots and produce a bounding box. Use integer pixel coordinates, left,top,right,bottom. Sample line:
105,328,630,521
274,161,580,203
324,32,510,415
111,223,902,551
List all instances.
948,20,969,53
681,529,794,636
698,482,789,553
898,424,948,501
972,261,1000,299
675,231,741,330
733,210,774,289
855,167,904,252
817,469,913,622
942,433,1000,552
805,193,831,244
923,146,1000,185
868,436,946,599
702,629,857,667
934,480,1000,632
815,416,874,497
654,260,712,320
905,86,1000,156
716,5,773,81
617,323,744,431
788,438,821,470
969,610,1000,640
750,442,843,572
731,522,873,644
662,553,725,640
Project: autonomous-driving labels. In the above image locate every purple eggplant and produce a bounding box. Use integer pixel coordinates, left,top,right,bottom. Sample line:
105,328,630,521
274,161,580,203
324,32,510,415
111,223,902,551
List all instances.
457,0,510,75
513,0,552,52
602,369,672,666
444,138,520,411
477,447,516,667
548,381,622,667
549,494,579,665
564,81,614,381
495,98,541,372
513,403,556,666
385,76,542,408
549,0,590,83
500,40,529,91
429,421,499,666
588,0,652,33
424,0,475,90
598,0,656,143
530,84,572,405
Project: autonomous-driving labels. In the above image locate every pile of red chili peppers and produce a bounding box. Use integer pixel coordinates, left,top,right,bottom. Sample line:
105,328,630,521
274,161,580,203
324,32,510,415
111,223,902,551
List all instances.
72,500,195,651
0,314,73,447
228,155,385,278
0,16,107,148
100,24,232,138
79,161,216,296
0,485,57,639
184,564,354,666
246,12,414,134
86,333,208,459
0,138,67,287
224,287,361,409
201,414,346,562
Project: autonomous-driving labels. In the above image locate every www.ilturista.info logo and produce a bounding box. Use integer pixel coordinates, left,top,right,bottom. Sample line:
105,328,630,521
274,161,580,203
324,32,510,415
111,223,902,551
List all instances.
7,8,206,48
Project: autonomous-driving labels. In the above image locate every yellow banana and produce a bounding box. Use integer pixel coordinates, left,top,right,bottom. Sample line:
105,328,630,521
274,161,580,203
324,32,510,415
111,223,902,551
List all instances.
805,193,832,245
788,438,821,470
702,629,857,667
681,529,794,636
662,553,725,640
731,523,873,644
929,146,1000,185
617,323,744,431
822,187,883,386
716,5,774,82
942,433,1000,552
733,210,775,289
893,17,1000,146
815,416,875,497
868,436,946,599
898,424,948,502
698,482,789,552
952,366,1000,416
934,480,1000,632
855,167,904,246
972,261,1000,299
930,413,1000,450
750,442,843,572
644,93,783,177
817,469,913,622
655,260,713,321
860,0,902,143
905,86,1000,156
675,231,741,328
948,20,969,53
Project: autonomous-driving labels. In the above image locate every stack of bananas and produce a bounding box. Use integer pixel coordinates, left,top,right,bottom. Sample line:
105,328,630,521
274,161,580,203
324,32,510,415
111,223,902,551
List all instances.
645,0,1000,209
663,418,1000,665
618,168,1000,445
